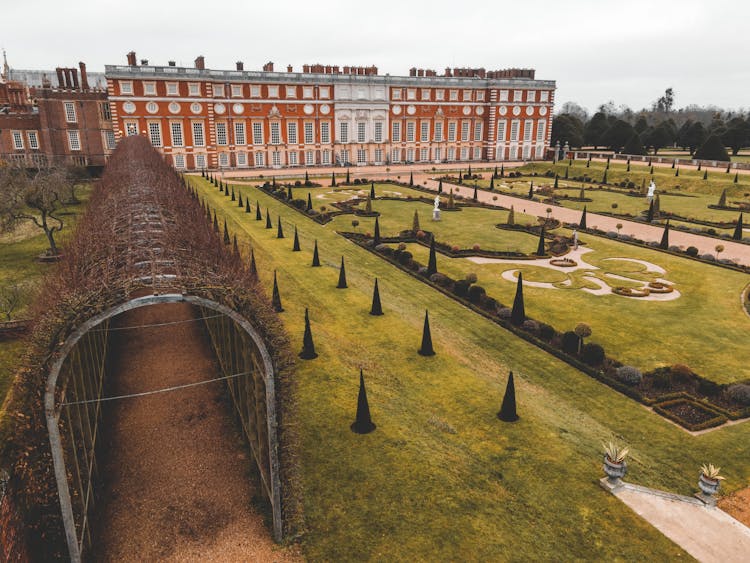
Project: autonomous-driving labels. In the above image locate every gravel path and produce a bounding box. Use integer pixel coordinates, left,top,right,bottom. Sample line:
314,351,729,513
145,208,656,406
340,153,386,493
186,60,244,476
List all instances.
91,303,300,562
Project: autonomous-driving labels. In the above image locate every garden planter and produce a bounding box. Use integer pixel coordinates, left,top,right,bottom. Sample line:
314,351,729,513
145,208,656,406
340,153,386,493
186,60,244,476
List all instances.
603,456,627,484
698,474,721,497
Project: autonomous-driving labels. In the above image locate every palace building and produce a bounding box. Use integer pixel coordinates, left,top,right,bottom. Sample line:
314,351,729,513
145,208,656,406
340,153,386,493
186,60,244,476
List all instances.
105,53,555,171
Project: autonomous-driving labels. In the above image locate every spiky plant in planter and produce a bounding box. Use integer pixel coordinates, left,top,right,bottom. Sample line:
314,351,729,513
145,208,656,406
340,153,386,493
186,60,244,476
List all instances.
602,441,629,485
698,463,725,500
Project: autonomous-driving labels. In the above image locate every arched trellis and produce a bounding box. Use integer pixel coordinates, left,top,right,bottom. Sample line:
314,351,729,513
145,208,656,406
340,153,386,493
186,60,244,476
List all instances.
45,293,282,563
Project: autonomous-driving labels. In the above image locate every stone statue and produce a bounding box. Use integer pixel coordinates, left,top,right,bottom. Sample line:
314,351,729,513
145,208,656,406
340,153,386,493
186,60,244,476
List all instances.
434,195,441,211
647,181,656,200
432,195,441,221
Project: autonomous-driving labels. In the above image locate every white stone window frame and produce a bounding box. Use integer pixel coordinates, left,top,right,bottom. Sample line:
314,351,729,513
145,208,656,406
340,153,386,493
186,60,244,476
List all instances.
231,84,243,97
27,131,40,150
303,86,314,99
166,82,179,96
188,83,201,96
67,130,81,151
12,131,24,150
143,81,157,96
268,85,279,98
119,80,133,95
64,102,77,123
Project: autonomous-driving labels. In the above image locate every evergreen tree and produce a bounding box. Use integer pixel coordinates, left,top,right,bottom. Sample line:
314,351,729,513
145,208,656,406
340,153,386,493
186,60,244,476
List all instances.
659,220,670,249
305,170,310,185
232,234,239,256
412,210,421,232
564,167,569,179
287,186,293,200
468,165,473,177
231,186,236,201
311,240,321,267
277,216,285,239
554,174,559,188
307,192,313,211
718,188,727,207
458,170,463,185
418,310,435,356
623,132,646,156
299,308,318,359
535,226,546,256
586,156,591,168
223,221,231,246
528,183,534,199
346,168,351,184
245,198,251,213
698,162,702,171
331,172,337,187
694,134,730,161
409,171,414,186
507,205,515,226
500,163,505,177
733,213,744,241
602,170,608,184
292,226,301,251
626,160,630,172
271,271,283,312
238,193,243,207
374,216,381,245
370,278,383,316
494,165,499,178
734,172,739,183
370,182,376,199
671,160,675,169
473,184,478,201
489,176,495,190
438,179,443,193
703,170,708,180
510,273,525,326
213,211,219,233
266,209,272,229
646,199,655,222
675,167,679,177
337,256,348,288
427,237,437,276
579,206,587,229
497,371,519,422
256,202,262,221
249,248,258,279
351,369,376,434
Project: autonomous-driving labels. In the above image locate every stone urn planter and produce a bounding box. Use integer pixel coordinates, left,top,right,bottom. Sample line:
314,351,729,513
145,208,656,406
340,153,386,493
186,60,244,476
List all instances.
696,464,724,505
698,474,721,496
603,455,627,484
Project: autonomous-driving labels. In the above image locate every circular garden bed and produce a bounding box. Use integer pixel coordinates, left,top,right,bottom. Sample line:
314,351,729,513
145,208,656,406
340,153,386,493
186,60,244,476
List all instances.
549,258,577,267
612,286,650,297
647,281,674,293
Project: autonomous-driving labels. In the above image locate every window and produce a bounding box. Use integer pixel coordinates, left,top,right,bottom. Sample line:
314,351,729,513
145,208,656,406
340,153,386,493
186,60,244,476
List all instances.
499,89,509,102
449,90,458,101
148,123,162,147
319,86,330,99
433,147,441,161
523,144,531,159
448,122,456,142
252,122,263,145
391,148,401,163
473,147,482,160
237,152,247,166
193,122,205,146
460,147,468,161
374,149,383,163
374,121,383,143
436,89,445,101
270,122,281,144
463,89,472,101
461,121,470,141
510,120,520,141
254,152,265,167
12,131,23,149
392,88,402,100
321,122,330,144
171,122,184,147
216,122,228,145
447,147,455,161
174,154,185,169
407,88,416,100
321,150,330,165
304,122,314,144
527,90,536,102
188,83,200,96
125,122,138,136
144,82,156,95
167,82,179,96
524,120,533,142
406,121,415,142
196,153,207,169
513,90,523,102
406,148,415,162
268,85,279,98
285,86,297,99
357,149,367,164
104,130,116,150
540,91,549,102
219,153,229,167
272,151,281,167
68,130,81,151
497,120,507,142
289,151,298,165
64,102,77,123
420,121,429,142
536,120,546,141
213,84,225,97
339,149,350,164
232,84,242,97
305,150,314,165
434,122,443,142
27,131,39,150
474,122,482,142
421,88,431,100
251,85,261,98
339,122,348,143
392,121,401,142
420,147,428,162
357,122,366,143
235,122,246,145
476,91,485,101
100,102,112,121
119,81,133,95
287,122,298,144
303,87,314,99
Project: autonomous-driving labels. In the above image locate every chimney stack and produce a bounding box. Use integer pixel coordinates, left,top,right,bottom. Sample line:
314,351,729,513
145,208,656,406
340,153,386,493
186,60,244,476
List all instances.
287,64,293,73
168,60,176,66
127,51,137,66
55,67,64,88
195,55,205,70
236,61,244,71
263,61,274,72
79,61,89,90
140,59,148,65
69,68,79,89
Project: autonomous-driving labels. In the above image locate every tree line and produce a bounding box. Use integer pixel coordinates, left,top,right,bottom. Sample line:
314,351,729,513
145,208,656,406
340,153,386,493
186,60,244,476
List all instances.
551,89,750,161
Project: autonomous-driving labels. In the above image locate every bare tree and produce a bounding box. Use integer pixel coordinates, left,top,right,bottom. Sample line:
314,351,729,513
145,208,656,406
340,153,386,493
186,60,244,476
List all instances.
0,164,72,256
0,282,24,321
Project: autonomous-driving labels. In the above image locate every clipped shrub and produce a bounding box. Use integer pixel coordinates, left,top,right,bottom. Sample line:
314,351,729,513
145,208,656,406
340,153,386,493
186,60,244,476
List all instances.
429,272,451,287
701,253,716,261
465,272,478,284
581,342,605,366
698,378,721,397
671,364,693,383
467,284,486,304
652,369,672,389
539,323,555,341
686,246,699,257
616,366,642,386
472,243,481,251
451,245,461,253
397,251,413,265
561,331,580,355
497,307,512,319
727,383,750,406
397,242,407,251
453,279,471,298
521,319,540,334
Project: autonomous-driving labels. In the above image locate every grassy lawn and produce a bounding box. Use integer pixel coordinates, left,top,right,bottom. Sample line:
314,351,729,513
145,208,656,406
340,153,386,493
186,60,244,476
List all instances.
193,175,750,560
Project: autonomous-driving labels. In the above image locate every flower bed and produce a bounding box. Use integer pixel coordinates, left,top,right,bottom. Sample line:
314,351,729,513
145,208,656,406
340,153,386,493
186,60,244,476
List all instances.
647,281,674,293
653,399,727,431
549,258,577,267
612,286,651,297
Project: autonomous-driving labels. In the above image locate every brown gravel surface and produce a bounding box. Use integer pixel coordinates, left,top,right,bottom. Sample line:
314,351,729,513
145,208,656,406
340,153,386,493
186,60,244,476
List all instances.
91,303,302,562
719,487,750,528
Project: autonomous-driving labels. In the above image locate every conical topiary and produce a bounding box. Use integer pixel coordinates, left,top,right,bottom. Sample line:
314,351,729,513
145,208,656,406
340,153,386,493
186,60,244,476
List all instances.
458,170,463,185
277,216,285,239
232,234,239,256
500,163,505,177
412,210,421,233
249,248,258,279
733,213,744,241
287,185,293,200
418,310,435,356
292,226,301,251
602,170,607,184
409,171,414,186
213,211,219,233
223,220,231,245
646,199,655,222
579,206,587,229
312,240,321,266
494,165,499,178
271,270,283,312
718,188,727,207
374,216,381,246
507,205,515,226
307,192,313,211
734,172,739,183
535,226,546,256
266,209,272,229
427,237,437,276
231,186,236,201
675,167,679,177
256,201,262,220
654,193,661,215
497,371,519,422
659,220,670,250
528,183,534,199
337,256,348,288
331,172,336,187
245,198,251,213
299,308,318,359
473,185,478,201
554,174,559,188
579,185,585,200
370,182,376,199
510,272,525,326
490,176,495,190
238,192,243,207
272,176,276,187
726,162,731,173
438,179,443,193
698,162,702,171
370,278,383,316
345,169,350,184
564,166,569,179
703,170,708,180
304,170,310,185
365,195,372,214
351,369,376,434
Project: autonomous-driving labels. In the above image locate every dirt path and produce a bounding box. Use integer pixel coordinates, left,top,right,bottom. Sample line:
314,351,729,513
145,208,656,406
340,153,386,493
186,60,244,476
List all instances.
92,303,300,562
719,487,750,528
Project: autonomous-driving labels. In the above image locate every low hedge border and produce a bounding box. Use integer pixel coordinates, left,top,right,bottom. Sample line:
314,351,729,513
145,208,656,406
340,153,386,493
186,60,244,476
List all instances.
653,399,728,431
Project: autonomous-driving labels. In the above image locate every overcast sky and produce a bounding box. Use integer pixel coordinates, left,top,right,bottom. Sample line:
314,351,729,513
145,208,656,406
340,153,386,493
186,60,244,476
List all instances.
2,0,747,116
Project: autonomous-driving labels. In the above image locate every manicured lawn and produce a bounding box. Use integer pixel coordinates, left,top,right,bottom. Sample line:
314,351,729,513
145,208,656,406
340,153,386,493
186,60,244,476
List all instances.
193,175,750,561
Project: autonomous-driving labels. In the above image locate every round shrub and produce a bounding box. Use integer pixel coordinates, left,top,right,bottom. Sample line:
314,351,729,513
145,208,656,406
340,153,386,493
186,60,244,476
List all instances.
582,342,605,366
727,383,750,406
453,279,471,298
539,323,555,341
482,296,498,312
430,272,451,286
561,331,580,355
451,245,461,253
417,266,429,277
668,245,681,252
497,307,512,319
472,243,481,251
671,364,693,383
375,243,391,252
397,251,413,265
416,230,426,239
465,272,478,284
701,253,716,261
397,242,407,251
616,365,642,386
467,284,486,304
521,319,540,334
686,246,699,257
